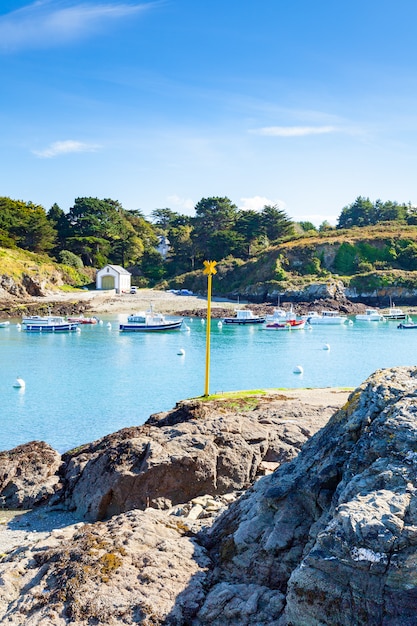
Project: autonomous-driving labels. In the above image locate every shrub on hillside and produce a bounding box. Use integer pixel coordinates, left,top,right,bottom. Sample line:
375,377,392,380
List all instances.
334,242,358,274
58,250,84,269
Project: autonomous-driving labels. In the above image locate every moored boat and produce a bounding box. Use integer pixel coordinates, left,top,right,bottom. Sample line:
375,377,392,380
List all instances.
67,315,98,324
265,319,306,331
223,309,266,325
23,315,79,332
119,310,183,332
397,321,417,329
0,321,10,327
303,310,347,325
382,306,406,321
355,309,384,322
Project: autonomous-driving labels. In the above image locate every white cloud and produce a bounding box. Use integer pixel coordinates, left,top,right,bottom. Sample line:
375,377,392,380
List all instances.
0,1,152,51
166,194,195,212
32,140,101,158
251,126,337,137
239,196,286,212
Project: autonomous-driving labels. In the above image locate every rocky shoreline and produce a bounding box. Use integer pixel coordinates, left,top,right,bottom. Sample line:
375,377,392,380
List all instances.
1,370,417,623
0,286,383,320
0,388,346,623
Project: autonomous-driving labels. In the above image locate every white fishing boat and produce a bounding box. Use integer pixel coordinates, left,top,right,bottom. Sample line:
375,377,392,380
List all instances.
382,306,406,321
120,310,183,332
302,310,347,325
0,320,10,328
223,309,266,325
23,315,79,332
355,309,384,322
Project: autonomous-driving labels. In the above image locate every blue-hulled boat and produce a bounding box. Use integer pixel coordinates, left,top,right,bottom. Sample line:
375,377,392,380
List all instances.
23,315,79,332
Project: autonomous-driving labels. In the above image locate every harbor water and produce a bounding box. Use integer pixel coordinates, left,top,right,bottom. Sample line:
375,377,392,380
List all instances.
1,313,416,452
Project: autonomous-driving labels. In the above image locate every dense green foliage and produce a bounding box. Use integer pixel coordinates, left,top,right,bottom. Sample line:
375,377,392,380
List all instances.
337,196,411,229
1,192,417,289
0,197,56,251
0,195,295,285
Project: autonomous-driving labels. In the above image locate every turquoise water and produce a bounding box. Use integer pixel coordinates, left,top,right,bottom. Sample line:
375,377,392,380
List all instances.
1,314,416,453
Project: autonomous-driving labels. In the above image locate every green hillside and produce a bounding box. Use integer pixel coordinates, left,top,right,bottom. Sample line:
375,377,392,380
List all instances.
0,247,94,297
162,224,417,303
2,217,417,306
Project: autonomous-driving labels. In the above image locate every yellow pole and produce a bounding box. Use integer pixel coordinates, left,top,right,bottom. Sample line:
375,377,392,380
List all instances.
204,271,212,396
203,260,217,397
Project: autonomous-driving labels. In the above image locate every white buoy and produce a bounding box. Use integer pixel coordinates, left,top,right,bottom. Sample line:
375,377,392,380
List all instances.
13,377,25,388
293,365,303,374
76,326,81,333
189,318,193,322
177,348,185,356
323,343,330,351
348,319,353,325
201,318,205,324
217,321,223,328
106,322,112,329
16,323,21,330
99,319,104,325
183,324,190,332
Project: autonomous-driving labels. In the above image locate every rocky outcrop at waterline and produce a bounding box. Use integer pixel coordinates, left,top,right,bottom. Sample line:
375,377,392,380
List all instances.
1,369,417,623
227,277,417,307
57,393,342,521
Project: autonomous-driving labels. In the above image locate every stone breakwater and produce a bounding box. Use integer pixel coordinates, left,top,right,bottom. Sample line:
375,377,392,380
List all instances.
0,371,416,623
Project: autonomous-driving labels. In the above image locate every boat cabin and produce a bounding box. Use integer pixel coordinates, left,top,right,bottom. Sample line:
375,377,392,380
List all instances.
235,310,257,320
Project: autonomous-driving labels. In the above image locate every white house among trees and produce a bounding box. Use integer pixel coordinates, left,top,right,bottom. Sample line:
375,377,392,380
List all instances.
157,235,170,259
96,264,131,293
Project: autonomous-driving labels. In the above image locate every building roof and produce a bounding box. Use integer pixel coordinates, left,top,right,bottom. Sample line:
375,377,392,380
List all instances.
98,264,131,275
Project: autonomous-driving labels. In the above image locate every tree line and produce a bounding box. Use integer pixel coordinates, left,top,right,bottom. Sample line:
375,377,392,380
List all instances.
0,196,293,283
0,194,415,285
336,196,417,229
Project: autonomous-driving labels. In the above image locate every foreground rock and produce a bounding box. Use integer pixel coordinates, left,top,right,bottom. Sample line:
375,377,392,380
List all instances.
0,508,210,625
59,392,343,521
3,369,417,624
196,366,417,624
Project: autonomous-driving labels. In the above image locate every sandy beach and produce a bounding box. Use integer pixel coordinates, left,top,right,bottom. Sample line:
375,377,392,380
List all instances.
36,287,239,316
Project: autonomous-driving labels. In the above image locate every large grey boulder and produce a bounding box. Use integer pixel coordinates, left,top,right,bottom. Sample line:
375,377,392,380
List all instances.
195,366,417,624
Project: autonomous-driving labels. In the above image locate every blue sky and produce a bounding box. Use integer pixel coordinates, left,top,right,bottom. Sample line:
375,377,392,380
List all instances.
1,0,417,225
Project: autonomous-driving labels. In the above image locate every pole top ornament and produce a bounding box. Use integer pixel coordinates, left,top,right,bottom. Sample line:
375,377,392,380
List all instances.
203,260,217,275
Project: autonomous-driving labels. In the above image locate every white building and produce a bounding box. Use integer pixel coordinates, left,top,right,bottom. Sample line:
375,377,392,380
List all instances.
157,235,170,259
96,264,131,293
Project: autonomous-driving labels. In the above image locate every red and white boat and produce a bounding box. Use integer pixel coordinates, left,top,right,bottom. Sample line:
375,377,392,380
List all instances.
67,315,98,324
265,319,306,331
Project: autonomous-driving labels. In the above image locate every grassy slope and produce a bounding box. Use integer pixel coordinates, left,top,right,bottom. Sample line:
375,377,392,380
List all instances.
0,247,94,293
164,224,417,296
